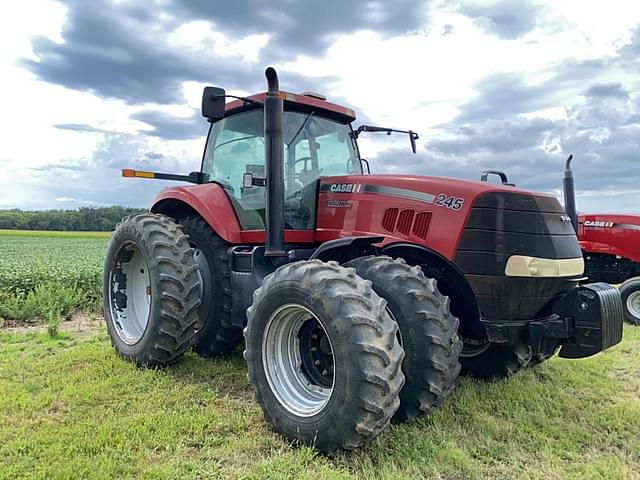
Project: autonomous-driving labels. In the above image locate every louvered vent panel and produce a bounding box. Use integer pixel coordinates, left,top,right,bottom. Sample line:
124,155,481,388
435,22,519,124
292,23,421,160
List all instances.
382,208,399,232
412,212,432,239
396,209,415,236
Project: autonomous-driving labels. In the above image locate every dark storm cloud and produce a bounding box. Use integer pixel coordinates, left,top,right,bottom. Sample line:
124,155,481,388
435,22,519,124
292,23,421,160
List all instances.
23,0,425,105
22,0,258,105
584,82,630,100
372,86,640,198
455,73,563,123
459,0,541,39
173,0,427,54
131,109,206,141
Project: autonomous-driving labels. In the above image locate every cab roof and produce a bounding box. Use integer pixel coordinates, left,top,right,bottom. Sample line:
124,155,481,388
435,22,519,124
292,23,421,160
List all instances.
224,91,356,124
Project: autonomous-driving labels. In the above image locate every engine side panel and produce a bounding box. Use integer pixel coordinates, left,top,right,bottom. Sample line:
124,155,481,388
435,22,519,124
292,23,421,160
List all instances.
316,174,523,259
578,213,640,263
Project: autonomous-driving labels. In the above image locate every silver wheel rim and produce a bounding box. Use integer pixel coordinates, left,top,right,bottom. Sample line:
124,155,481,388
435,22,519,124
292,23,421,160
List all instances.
627,291,640,319
108,242,151,345
262,304,335,417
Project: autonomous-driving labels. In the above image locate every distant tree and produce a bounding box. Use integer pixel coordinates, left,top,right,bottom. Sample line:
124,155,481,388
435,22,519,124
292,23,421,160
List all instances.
0,206,148,231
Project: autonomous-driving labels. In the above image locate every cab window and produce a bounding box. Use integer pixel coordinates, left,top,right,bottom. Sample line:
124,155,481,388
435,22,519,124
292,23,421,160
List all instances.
202,108,360,230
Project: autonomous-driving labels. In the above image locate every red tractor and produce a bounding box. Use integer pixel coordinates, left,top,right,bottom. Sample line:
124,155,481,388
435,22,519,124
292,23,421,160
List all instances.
562,156,640,325
104,68,623,452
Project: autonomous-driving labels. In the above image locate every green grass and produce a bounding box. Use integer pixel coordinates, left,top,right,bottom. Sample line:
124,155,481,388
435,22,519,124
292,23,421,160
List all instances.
0,234,108,322
1,326,639,479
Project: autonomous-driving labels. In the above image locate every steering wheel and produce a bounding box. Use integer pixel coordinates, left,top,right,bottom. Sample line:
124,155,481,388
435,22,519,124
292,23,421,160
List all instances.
293,156,313,171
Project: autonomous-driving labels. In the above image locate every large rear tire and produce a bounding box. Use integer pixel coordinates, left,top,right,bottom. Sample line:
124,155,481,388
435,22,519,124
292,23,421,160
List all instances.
103,214,201,367
345,256,462,422
620,277,640,325
459,340,532,379
179,217,243,356
244,260,405,452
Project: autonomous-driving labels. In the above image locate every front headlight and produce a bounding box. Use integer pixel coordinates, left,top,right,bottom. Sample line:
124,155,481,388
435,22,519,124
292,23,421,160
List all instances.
505,256,585,277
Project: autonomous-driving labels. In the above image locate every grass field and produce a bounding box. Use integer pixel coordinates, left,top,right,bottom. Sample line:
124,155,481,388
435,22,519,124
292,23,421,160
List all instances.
1,229,639,478
0,325,638,479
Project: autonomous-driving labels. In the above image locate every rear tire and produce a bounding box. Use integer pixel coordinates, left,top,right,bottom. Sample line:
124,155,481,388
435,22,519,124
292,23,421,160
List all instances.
460,340,532,379
244,260,405,452
620,277,640,325
345,256,462,422
103,214,201,367
179,217,243,356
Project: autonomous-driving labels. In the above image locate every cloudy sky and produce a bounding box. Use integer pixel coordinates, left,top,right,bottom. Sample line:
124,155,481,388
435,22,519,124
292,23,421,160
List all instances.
1,0,639,212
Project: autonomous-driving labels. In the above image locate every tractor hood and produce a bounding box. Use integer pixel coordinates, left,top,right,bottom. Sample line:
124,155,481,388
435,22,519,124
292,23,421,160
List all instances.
320,173,556,207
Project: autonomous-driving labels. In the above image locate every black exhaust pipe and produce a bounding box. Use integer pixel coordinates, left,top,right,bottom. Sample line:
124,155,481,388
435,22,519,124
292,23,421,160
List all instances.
264,67,287,257
563,154,578,233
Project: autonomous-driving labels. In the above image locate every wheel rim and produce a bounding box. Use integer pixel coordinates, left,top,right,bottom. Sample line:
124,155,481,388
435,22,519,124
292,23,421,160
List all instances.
108,242,152,345
627,291,640,319
460,335,491,358
262,304,335,417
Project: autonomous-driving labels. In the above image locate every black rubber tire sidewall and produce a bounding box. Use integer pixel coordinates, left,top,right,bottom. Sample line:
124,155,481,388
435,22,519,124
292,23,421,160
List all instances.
179,217,242,356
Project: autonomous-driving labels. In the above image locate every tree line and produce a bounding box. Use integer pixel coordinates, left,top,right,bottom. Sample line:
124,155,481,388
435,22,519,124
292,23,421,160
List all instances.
0,206,147,232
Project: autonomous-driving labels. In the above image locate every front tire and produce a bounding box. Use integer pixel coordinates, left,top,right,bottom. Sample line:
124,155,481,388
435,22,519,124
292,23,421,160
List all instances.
244,260,405,452
620,277,640,325
103,214,201,367
345,256,462,422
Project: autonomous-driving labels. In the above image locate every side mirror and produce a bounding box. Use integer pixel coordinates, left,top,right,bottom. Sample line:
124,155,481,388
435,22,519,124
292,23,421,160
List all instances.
409,130,418,154
201,86,226,121
242,172,254,189
242,172,266,188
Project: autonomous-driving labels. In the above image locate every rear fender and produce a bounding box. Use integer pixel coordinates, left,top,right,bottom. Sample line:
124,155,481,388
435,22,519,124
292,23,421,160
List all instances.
151,183,243,244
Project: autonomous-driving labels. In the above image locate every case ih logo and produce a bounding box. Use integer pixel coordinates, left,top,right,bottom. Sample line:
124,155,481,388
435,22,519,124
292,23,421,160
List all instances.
330,183,358,193
584,220,615,228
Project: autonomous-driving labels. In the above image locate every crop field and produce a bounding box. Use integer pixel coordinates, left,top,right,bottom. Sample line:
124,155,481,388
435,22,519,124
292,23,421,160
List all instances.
1,230,640,479
0,231,109,327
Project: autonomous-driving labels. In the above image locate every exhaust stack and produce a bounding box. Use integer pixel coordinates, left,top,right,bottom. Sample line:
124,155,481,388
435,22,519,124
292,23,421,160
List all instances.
264,67,287,257
563,154,578,233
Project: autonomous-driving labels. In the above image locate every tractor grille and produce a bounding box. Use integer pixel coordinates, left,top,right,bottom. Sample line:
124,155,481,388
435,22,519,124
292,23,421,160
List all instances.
381,208,431,239
382,208,398,232
396,210,414,235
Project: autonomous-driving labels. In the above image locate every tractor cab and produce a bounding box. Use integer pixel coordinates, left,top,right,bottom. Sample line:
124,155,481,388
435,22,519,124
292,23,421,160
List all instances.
201,95,362,231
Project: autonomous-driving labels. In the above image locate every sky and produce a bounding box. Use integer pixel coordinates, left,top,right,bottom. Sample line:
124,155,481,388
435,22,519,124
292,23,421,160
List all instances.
0,0,639,213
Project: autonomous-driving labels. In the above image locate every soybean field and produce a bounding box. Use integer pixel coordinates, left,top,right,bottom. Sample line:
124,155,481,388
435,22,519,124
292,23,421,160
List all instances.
0,230,109,328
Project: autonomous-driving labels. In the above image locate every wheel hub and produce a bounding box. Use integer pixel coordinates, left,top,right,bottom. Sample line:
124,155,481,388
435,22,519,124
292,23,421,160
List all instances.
298,318,334,388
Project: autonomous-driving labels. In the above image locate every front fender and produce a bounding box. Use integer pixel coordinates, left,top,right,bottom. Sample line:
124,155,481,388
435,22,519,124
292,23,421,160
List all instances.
152,183,243,244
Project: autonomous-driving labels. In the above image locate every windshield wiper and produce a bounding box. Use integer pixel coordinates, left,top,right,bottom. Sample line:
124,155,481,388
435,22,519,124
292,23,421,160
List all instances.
353,124,419,154
287,111,315,147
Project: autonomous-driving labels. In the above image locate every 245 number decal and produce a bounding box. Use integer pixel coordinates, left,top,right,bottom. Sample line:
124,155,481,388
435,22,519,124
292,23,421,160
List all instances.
434,194,464,211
